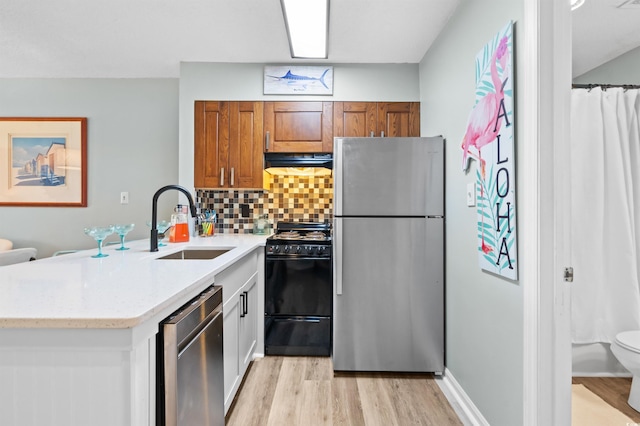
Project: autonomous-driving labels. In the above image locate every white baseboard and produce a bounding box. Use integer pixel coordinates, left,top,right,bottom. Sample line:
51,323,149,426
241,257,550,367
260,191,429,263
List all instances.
572,372,631,378
435,367,489,426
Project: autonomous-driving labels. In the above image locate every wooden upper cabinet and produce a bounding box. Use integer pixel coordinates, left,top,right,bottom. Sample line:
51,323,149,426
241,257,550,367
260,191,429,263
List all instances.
194,101,228,188
264,102,333,153
228,102,264,188
194,101,263,189
377,102,420,137
333,102,377,137
334,102,420,138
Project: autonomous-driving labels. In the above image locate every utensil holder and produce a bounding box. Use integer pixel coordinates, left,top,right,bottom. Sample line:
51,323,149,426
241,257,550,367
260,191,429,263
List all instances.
199,220,215,237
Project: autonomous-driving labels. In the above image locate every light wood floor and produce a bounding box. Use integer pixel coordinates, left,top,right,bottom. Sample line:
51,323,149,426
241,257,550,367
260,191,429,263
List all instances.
573,377,640,422
226,356,462,426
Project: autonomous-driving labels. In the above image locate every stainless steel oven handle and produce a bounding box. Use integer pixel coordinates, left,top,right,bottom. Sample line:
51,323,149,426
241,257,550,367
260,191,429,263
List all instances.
334,218,342,295
265,256,331,261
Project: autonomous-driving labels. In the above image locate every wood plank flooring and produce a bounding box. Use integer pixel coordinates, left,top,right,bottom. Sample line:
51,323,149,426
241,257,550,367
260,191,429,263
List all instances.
226,356,462,426
573,377,640,422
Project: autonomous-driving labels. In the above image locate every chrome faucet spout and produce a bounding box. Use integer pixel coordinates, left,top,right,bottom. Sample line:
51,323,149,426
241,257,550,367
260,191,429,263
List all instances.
150,185,198,252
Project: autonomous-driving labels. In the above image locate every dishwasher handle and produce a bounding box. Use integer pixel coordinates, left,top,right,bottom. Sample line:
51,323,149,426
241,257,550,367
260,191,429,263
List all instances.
164,285,222,348
177,305,222,357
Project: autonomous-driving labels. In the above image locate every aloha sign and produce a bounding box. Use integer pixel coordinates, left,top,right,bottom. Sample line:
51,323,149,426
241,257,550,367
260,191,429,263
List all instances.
461,22,517,280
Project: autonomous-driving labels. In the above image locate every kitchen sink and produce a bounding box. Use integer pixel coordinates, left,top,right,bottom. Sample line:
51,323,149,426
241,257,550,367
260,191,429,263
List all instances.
156,248,232,260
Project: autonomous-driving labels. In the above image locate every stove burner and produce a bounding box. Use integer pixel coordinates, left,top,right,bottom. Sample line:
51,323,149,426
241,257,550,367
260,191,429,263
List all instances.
305,231,327,240
276,231,302,240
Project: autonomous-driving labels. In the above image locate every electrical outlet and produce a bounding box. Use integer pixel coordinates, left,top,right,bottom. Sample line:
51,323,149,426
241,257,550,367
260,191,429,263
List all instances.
120,191,129,204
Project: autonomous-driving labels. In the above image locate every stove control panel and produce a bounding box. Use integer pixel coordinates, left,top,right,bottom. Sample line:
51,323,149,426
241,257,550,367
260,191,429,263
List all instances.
266,244,331,258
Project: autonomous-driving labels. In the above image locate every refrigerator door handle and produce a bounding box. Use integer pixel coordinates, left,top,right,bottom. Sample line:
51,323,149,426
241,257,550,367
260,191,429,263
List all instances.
334,218,343,295
333,140,342,215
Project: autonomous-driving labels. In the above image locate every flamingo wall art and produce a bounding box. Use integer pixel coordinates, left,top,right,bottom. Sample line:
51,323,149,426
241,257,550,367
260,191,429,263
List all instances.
461,21,517,280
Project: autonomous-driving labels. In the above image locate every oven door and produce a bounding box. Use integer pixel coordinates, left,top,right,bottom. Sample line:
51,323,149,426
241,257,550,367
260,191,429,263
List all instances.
265,255,332,356
265,256,332,316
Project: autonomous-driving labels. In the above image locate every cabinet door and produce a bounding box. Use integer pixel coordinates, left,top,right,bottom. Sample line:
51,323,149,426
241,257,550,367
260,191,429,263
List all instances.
223,294,241,414
333,102,377,137
194,101,230,188
377,102,420,137
228,102,264,188
239,272,258,373
264,101,333,153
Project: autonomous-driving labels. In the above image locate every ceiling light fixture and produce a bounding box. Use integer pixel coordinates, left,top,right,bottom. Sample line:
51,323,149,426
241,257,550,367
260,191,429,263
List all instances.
571,0,585,10
280,0,329,59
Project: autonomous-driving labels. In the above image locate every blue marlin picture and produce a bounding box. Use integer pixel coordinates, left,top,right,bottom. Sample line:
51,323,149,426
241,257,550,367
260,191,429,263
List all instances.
264,66,333,95
269,69,330,89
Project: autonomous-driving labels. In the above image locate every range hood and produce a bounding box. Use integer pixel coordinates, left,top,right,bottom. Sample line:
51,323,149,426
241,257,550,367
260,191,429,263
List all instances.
264,153,333,176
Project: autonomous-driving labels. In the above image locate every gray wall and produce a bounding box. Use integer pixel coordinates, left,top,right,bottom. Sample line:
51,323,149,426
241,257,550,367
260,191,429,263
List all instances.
419,0,524,424
178,63,420,191
0,79,179,258
574,46,640,84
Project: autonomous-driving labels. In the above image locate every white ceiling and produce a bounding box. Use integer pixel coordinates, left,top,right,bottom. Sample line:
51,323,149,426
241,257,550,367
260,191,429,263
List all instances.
572,0,640,77
0,0,637,79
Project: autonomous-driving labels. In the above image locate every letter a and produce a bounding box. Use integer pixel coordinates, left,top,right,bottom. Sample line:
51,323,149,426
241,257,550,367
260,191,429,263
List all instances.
493,98,511,132
496,237,513,269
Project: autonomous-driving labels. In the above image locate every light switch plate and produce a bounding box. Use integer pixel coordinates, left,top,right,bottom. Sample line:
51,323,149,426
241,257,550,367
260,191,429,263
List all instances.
466,182,476,207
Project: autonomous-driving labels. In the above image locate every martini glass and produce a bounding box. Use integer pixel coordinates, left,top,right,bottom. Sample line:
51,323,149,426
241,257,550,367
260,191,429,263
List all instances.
146,220,171,247
114,223,135,251
84,225,115,258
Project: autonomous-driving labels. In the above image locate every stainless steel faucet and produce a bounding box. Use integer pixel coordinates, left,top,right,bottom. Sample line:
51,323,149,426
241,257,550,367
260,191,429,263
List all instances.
150,185,198,252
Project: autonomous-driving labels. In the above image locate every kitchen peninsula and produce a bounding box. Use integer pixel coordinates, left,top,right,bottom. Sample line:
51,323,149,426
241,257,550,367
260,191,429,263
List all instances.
0,234,267,426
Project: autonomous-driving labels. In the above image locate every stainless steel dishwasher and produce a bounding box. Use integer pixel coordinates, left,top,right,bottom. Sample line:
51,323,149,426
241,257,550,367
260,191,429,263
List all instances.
157,285,224,426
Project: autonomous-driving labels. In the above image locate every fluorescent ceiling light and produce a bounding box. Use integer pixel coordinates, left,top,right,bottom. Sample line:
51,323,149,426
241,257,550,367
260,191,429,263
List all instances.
571,0,585,10
281,0,329,59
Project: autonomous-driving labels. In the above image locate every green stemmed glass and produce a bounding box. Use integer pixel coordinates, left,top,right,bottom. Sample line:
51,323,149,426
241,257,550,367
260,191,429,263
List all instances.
146,220,171,247
84,225,115,258
114,223,135,251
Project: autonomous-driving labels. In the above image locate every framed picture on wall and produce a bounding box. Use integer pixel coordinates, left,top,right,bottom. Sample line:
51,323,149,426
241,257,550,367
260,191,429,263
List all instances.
264,65,334,95
0,117,88,207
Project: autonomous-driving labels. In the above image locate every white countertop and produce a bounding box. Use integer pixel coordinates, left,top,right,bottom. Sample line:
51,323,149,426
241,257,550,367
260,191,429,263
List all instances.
0,234,268,329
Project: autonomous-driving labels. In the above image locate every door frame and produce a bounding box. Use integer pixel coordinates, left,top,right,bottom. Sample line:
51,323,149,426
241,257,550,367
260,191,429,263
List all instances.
522,0,572,424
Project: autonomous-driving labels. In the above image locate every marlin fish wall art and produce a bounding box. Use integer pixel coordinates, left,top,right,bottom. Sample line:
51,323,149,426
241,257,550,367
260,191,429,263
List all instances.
264,66,333,95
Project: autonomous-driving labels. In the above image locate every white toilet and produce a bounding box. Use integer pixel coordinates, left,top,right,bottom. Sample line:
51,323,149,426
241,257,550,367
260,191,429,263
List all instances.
611,330,640,412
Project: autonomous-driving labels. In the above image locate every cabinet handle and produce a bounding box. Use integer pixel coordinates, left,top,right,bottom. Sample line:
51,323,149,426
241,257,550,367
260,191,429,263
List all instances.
230,167,235,187
240,293,246,318
242,291,248,316
370,131,375,138
265,131,270,151
220,167,225,186
380,131,385,138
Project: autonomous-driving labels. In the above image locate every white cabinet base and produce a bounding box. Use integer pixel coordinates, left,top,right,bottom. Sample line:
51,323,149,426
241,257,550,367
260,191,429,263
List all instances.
0,327,156,426
221,249,259,414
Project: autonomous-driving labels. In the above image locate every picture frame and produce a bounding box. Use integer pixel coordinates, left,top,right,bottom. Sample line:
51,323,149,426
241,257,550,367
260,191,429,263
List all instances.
0,117,87,207
264,65,334,95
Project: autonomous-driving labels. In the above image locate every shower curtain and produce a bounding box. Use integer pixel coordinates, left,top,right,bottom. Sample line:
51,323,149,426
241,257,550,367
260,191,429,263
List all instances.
571,87,640,344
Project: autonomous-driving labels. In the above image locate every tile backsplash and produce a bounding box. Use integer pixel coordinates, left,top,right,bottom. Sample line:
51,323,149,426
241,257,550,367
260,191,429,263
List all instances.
196,174,333,234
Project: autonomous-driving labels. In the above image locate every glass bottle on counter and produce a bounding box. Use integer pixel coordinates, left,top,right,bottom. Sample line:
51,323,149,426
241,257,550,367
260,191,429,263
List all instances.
169,204,190,243
253,213,270,235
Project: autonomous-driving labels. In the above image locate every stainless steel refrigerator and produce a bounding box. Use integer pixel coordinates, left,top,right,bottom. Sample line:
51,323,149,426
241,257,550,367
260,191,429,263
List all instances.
332,136,444,372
